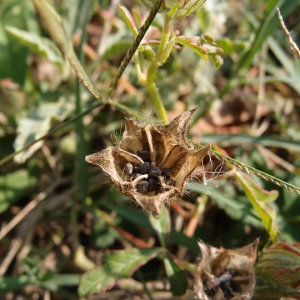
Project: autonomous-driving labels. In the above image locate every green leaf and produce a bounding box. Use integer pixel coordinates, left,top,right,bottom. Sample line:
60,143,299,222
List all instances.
175,36,208,60
0,0,32,85
14,97,74,163
32,0,100,99
216,38,246,56
117,5,138,37
234,171,278,241
0,275,33,294
236,0,298,71
5,26,65,71
149,205,170,247
0,170,37,214
78,248,161,298
163,252,188,296
188,182,263,228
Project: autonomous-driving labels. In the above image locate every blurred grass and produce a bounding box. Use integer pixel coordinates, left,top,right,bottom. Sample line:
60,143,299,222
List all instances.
0,0,300,299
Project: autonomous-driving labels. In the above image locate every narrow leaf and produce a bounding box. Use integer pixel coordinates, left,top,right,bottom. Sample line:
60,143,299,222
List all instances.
117,5,138,37
5,26,65,70
78,247,161,298
235,171,278,241
175,36,208,60
163,252,188,296
149,205,170,247
32,0,100,99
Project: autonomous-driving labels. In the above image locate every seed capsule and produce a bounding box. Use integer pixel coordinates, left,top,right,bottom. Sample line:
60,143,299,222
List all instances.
124,163,133,175
161,168,171,178
149,167,162,177
137,149,150,162
148,178,159,192
139,162,150,174
137,181,149,194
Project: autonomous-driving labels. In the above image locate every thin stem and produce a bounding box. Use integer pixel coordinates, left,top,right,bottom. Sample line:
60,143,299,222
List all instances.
146,82,168,124
156,14,172,60
144,14,173,124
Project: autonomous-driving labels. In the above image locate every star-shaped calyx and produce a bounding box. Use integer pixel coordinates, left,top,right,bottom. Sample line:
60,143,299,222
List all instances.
85,108,210,218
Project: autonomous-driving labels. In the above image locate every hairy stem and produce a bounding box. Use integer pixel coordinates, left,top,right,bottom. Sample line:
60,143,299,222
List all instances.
144,14,173,124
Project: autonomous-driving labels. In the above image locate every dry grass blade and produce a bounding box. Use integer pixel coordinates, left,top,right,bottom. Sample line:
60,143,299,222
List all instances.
0,179,61,241
276,7,300,59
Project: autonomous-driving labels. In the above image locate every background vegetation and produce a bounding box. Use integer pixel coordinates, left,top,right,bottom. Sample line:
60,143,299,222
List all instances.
0,0,300,299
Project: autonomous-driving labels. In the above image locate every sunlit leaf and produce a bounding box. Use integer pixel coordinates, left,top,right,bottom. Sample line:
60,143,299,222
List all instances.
235,171,278,241
117,5,138,37
78,248,161,297
14,98,74,163
5,26,65,71
175,36,208,60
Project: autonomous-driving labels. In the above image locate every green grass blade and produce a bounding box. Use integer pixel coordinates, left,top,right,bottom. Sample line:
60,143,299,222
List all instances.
220,0,299,96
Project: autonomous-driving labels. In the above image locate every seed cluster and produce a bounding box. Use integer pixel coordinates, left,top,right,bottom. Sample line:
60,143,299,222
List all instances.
124,149,174,195
204,269,242,299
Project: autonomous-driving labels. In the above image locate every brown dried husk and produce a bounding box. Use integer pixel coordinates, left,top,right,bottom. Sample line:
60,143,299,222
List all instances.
85,109,210,218
194,239,259,300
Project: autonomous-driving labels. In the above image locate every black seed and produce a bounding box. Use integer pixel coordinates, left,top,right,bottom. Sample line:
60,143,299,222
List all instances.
137,181,149,194
149,167,162,177
139,162,150,174
230,282,242,293
130,173,141,181
133,166,140,173
220,282,232,298
148,178,159,192
161,168,171,178
204,286,215,296
124,163,133,175
137,149,150,162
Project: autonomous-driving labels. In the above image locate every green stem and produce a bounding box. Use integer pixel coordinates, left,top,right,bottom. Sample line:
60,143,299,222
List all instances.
156,14,172,60
144,14,173,124
146,82,168,124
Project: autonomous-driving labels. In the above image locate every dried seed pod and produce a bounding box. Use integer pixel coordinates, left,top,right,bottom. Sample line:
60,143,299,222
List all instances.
194,239,258,300
149,167,162,177
137,181,149,194
85,109,210,218
139,162,150,174
137,149,150,162
124,163,133,175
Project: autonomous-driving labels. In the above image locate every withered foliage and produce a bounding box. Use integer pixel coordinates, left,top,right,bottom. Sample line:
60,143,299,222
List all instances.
86,108,210,218
194,239,259,300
